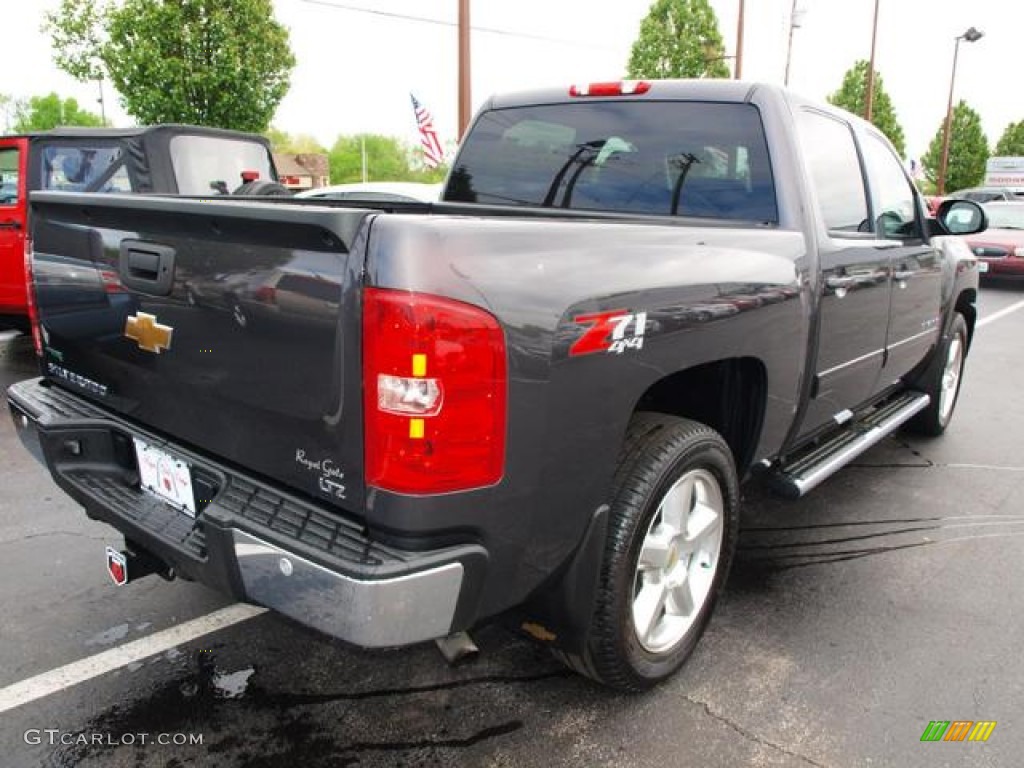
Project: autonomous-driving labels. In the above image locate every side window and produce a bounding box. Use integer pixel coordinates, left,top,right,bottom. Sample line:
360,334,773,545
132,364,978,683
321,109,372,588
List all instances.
797,110,869,234
41,145,131,193
0,147,20,205
861,133,920,240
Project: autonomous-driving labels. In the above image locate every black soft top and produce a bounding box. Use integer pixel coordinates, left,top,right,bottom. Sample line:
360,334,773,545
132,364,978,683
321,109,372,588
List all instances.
16,124,274,194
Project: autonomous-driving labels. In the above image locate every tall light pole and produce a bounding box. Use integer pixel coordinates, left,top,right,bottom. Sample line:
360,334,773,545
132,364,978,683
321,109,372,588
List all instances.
938,26,983,195
865,0,880,121
734,0,745,79
458,0,471,141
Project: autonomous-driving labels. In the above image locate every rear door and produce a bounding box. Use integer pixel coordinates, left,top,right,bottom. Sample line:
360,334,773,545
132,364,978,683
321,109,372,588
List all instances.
0,138,28,323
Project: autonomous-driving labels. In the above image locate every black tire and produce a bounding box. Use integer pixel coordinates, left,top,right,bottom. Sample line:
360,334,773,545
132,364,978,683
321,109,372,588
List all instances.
906,312,968,436
556,413,740,691
232,180,291,196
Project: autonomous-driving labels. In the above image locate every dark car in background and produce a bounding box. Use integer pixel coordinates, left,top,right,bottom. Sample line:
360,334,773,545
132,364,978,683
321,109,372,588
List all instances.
965,201,1024,278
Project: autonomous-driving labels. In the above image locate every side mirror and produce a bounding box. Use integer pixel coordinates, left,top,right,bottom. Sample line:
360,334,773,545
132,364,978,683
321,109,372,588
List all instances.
935,198,988,235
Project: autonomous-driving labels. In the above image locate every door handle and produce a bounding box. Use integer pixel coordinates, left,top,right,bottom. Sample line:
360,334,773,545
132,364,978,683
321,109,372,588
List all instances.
893,269,914,280
825,275,856,290
0,219,21,230
119,240,176,295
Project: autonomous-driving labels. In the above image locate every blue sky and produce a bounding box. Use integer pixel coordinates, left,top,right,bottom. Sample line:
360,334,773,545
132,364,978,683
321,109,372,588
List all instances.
4,0,1022,160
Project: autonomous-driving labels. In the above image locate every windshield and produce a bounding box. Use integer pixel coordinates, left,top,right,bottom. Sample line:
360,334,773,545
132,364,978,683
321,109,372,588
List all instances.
446,101,777,223
170,135,275,195
983,203,1024,229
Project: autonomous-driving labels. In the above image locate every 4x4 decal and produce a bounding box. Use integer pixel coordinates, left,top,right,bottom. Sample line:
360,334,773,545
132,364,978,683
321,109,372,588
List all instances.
570,310,648,357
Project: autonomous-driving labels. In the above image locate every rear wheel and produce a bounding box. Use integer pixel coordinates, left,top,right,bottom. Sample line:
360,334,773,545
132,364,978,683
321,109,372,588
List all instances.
907,312,968,436
557,413,740,691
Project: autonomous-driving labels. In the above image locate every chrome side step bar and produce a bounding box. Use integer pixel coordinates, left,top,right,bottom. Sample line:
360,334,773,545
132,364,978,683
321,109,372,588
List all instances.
767,392,930,499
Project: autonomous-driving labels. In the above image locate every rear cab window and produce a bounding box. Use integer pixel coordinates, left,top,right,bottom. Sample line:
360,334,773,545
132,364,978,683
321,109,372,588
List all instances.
446,101,778,223
170,136,275,195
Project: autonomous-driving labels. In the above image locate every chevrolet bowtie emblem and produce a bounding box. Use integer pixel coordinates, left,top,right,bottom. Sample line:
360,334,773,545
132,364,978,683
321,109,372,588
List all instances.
124,312,173,354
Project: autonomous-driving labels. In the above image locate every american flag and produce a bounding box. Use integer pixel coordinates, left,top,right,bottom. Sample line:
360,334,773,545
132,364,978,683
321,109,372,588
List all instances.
411,93,445,168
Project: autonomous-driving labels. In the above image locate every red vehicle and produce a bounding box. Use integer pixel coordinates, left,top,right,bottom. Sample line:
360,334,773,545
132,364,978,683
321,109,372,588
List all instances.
0,125,280,330
965,201,1024,278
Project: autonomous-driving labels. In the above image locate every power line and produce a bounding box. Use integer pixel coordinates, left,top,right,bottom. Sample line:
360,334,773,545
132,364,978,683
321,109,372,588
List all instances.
295,0,620,51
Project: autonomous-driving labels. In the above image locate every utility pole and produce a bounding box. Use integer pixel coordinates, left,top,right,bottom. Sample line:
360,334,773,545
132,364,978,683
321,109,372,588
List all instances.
458,0,471,140
734,0,745,79
865,0,881,121
97,79,107,125
784,0,799,86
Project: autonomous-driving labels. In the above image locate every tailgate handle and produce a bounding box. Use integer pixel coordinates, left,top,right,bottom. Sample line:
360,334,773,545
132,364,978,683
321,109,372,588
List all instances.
119,240,175,295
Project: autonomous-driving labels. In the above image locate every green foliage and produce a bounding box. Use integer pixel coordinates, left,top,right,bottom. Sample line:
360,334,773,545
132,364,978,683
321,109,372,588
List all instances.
45,0,107,82
265,128,326,154
626,0,731,80
329,134,410,184
45,0,295,132
828,60,906,158
327,134,448,184
995,121,1024,156
13,93,105,132
922,101,989,193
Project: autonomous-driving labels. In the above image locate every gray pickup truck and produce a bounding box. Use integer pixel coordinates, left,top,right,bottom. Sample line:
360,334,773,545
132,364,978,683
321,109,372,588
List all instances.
8,80,986,691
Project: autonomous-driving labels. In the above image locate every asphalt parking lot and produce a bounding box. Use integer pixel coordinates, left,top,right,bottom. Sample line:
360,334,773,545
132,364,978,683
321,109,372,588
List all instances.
2,285,1023,768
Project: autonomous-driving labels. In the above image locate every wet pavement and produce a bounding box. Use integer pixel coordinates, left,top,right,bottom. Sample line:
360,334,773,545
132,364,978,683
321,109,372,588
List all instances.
2,285,1023,767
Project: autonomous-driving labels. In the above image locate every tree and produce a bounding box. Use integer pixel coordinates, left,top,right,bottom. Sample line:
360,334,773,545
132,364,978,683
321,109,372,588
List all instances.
922,101,988,193
13,93,105,132
329,134,412,184
265,128,326,155
995,121,1024,156
626,0,731,80
45,0,295,132
327,134,451,184
828,60,906,158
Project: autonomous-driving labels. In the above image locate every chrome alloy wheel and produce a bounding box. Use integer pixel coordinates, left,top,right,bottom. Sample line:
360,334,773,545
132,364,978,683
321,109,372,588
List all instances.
938,333,964,423
632,468,725,653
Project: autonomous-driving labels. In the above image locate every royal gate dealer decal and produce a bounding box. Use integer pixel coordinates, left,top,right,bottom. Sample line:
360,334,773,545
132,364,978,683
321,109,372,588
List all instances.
569,310,648,357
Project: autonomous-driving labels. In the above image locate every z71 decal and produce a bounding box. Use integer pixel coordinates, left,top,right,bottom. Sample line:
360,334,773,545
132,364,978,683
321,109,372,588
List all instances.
570,310,648,357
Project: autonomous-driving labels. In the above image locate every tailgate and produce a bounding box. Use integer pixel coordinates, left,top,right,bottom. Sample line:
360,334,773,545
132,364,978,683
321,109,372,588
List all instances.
30,192,371,511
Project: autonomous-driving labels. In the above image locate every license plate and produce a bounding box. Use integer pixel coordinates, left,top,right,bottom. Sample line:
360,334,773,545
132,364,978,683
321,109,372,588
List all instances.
978,261,989,273
133,437,196,516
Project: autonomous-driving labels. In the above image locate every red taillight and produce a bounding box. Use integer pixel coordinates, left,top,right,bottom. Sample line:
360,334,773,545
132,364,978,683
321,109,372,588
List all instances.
569,80,651,97
254,284,276,303
24,238,42,357
363,287,507,495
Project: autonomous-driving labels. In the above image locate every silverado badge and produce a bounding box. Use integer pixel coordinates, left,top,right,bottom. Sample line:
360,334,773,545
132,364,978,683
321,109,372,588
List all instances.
124,312,173,354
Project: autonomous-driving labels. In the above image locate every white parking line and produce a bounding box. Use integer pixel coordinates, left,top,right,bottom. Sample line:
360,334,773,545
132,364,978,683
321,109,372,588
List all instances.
978,298,1024,328
0,603,266,715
